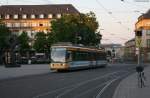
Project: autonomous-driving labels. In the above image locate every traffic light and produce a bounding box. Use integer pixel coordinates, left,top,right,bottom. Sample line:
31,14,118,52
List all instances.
136,30,142,36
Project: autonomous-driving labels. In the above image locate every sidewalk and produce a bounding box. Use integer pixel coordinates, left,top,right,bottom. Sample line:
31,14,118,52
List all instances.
113,65,150,98
0,64,51,80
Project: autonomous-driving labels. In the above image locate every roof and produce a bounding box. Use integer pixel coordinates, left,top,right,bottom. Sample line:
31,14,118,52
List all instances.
101,44,122,48
0,4,79,15
125,38,135,44
51,42,104,52
138,9,150,20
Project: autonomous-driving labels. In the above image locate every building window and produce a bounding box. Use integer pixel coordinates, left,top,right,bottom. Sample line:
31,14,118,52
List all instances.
22,14,27,19
57,14,61,18
5,14,10,19
31,14,35,19
32,23,37,27
14,23,20,27
48,14,52,18
6,23,12,27
14,14,18,19
39,14,44,18
52,14,56,18
23,23,27,27
146,30,150,35
147,39,150,48
39,23,43,26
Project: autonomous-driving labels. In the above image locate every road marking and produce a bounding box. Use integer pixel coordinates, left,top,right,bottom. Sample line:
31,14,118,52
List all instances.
95,72,131,98
95,78,119,98
33,70,129,98
72,79,114,98
55,71,128,98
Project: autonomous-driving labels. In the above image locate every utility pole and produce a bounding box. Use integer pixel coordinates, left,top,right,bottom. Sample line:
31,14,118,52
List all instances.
135,30,142,66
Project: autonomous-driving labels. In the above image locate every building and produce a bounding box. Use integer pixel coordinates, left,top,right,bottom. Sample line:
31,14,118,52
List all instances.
124,38,136,62
101,44,124,62
135,9,150,62
0,4,79,37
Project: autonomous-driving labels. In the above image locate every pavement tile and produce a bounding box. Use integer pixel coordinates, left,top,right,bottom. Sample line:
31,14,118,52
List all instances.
113,65,150,98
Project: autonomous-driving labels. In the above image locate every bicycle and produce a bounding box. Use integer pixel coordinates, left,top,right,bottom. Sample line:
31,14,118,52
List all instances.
136,66,146,88
137,71,146,88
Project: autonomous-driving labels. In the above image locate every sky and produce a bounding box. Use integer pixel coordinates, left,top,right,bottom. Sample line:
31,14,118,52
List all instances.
0,0,150,45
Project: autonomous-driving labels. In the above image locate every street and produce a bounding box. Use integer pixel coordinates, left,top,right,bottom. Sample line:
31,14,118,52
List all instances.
0,64,136,98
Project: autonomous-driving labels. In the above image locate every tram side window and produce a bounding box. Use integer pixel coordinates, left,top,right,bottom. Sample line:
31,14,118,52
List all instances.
72,51,89,61
90,52,96,61
101,53,106,60
97,52,106,60
96,53,101,60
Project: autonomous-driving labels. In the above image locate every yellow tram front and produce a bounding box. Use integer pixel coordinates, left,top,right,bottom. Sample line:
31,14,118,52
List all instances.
50,47,69,71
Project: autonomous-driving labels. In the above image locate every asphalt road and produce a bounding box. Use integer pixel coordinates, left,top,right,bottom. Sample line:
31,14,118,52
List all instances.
0,64,136,98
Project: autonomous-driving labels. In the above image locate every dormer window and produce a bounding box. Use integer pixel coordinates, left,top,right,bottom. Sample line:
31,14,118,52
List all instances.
22,14,27,19
57,14,61,18
5,14,10,19
39,14,44,18
14,14,18,19
48,14,52,18
31,14,35,19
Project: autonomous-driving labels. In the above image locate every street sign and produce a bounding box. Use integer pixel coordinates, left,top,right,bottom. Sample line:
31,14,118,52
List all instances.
136,36,142,48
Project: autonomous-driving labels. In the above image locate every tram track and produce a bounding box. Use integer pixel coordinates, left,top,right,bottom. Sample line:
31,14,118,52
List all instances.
33,69,133,98
0,64,136,98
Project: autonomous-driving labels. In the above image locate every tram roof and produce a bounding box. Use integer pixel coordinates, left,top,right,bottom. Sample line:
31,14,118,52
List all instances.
51,44,104,52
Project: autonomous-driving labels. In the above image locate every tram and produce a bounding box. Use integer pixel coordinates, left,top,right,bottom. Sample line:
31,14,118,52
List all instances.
50,43,107,71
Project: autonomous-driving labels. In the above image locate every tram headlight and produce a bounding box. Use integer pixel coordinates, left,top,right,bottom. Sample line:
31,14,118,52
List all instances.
50,64,54,67
61,63,65,66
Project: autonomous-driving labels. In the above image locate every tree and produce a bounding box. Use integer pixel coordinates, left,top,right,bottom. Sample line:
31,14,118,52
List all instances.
18,32,30,52
47,32,57,48
0,22,11,64
51,11,100,46
0,22,11,50
33,32,47,52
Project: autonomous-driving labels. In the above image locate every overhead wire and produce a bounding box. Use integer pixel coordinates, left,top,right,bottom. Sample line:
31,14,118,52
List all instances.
95,0,133,32
121,0,149,9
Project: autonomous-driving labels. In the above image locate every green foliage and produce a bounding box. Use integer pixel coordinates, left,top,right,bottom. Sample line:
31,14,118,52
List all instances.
33,32,47,52
18,32,30,52
0,22,11,50
47,32,57,47
51,11,100,46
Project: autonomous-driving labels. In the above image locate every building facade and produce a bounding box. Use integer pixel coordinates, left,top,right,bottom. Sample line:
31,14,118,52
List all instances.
0,4,79,37
124,38,136,62
135,9,150,62
101,44,124,62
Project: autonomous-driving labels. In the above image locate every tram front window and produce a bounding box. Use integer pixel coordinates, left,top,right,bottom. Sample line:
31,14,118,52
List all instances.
51,48,66,63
